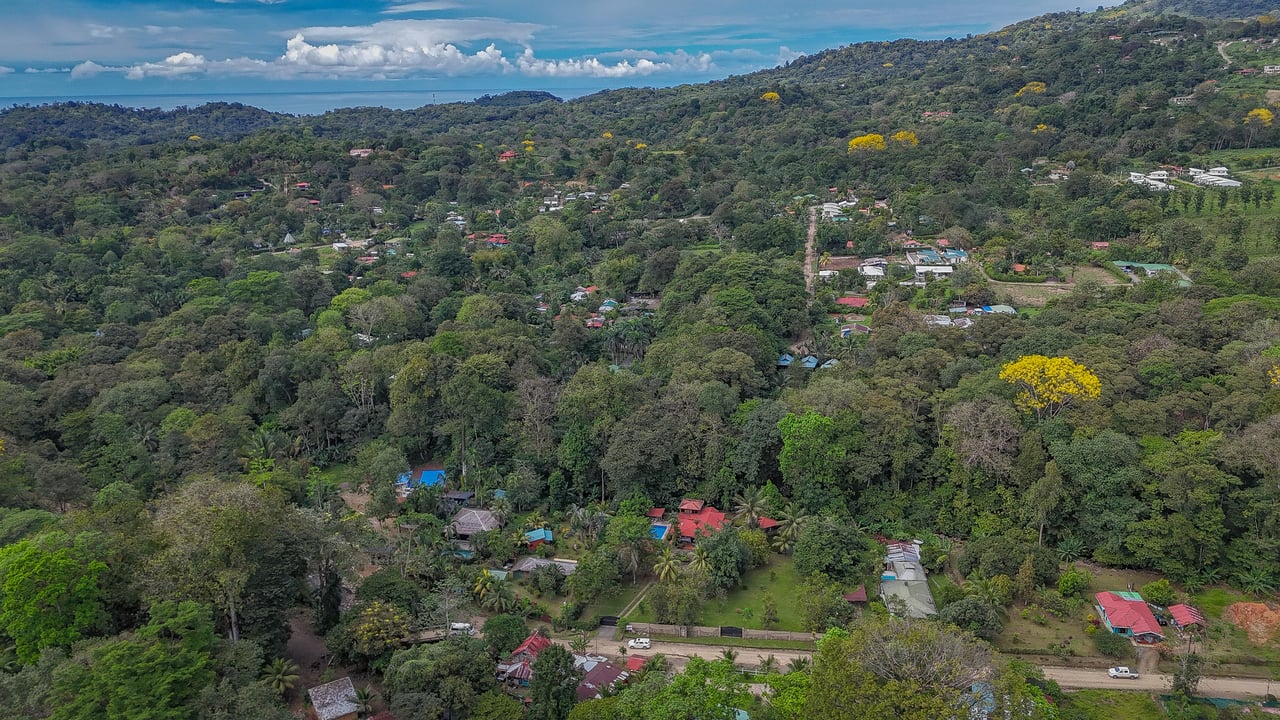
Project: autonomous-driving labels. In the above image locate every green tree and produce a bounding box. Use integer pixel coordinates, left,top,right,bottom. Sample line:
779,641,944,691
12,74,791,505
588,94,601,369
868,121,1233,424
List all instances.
50,601,217,720
383,636,497,720
0,539,107,663
262,657,299,697
528,644,581,720
778,412,846,512
697,526,751,593
482,614,528,658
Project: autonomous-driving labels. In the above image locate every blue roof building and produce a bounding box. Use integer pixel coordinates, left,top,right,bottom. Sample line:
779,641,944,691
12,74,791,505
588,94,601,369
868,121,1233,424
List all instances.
777,353,794,367
800,355,819,369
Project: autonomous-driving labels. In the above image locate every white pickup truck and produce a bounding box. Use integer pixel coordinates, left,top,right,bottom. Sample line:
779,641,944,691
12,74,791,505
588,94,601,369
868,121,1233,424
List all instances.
1108,666,1139,679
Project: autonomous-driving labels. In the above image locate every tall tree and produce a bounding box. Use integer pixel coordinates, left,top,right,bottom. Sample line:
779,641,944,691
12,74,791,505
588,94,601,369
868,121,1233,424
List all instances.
528,644,581,720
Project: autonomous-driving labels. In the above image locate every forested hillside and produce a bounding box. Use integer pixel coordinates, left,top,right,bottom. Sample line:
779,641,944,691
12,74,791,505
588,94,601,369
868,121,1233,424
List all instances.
1,0,1280,718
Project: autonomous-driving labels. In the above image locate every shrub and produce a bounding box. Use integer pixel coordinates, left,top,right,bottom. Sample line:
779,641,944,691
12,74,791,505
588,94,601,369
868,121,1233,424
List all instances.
1057,566,1091,598
1092,630,1133,658
1140,579,1175,606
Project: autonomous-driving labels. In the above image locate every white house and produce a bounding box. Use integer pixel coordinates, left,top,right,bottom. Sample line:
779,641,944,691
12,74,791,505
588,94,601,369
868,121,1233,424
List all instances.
1265,65,1280,74
858,265,886,277
1147,170,1169,180
1208,166,1230,177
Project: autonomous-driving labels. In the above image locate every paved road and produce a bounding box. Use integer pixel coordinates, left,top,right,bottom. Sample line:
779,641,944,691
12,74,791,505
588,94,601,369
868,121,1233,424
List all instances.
623,640,1276,700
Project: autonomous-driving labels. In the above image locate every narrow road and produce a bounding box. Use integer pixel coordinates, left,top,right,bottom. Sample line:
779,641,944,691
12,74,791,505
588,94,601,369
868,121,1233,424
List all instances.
1044,666,1273,700
1216,40,1233,68
620,640,1276,700
804,206,817,300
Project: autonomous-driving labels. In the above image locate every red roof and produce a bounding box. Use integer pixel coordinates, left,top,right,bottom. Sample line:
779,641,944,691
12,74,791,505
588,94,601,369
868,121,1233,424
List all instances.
1096,592,1164,640
678,506,726,540
646,507,665,519
1169,604,1206,628
626,655,647,672
401,271,418,278
835,297,870,308
583,285,599,293
678,499,705,512
499,151,518,158
757,516,779,530
510,632,552,658
844,585,868,603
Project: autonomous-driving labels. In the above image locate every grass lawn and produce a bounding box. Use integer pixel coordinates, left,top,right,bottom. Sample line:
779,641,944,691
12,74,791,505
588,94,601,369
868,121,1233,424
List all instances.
1059,690,1164,720
641,635,815,651
696,557,808,631
582,583,646,621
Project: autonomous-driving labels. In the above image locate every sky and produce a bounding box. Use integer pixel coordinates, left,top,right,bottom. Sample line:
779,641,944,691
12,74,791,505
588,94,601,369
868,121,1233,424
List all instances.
0,0,1113,112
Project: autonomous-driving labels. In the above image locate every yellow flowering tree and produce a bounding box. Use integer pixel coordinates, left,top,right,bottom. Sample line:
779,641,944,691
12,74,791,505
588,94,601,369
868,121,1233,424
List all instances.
847,133,887,153
1269,364,1280,386
999,355,1101,420
761,91,781,103
1014,81,1047,97
1244,107,1275,148
891,130,919,147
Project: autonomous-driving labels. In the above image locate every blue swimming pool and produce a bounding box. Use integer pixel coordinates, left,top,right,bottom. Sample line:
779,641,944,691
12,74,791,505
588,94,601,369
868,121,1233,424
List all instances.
650,523,670,541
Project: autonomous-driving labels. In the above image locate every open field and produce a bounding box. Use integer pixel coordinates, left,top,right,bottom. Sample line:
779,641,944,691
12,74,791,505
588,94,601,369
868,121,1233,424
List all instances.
1057,689,1165,720
989,265,1125,307
629,557,813,631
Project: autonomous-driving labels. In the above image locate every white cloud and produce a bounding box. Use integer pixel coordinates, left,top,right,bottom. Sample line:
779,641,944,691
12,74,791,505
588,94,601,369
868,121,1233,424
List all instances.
0,66,13,75
65,15,721,82
70,60,111,79
24,67,71,74
383,1,461,14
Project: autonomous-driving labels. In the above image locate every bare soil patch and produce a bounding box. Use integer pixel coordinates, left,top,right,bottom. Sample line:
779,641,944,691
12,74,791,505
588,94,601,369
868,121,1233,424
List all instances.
1224,602,1280,645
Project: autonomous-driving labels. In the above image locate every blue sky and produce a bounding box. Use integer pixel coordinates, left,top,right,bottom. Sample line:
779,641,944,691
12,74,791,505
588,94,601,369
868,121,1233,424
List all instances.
0,0,1112,107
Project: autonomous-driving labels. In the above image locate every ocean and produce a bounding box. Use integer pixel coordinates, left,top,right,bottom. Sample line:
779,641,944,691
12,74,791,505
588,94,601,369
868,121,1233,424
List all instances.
0,88,604,116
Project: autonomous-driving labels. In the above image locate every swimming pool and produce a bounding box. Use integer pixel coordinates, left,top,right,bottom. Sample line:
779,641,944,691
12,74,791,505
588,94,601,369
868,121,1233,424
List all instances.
650,523,670,541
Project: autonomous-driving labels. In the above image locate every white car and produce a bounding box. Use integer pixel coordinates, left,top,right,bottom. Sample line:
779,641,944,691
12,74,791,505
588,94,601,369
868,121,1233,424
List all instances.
627,638,651,650
1108,666,1139,679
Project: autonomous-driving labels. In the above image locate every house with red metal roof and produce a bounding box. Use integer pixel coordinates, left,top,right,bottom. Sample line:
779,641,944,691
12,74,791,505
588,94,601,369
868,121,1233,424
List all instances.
1095,591,1164,643
1169,603,1206,630
497,631,553,686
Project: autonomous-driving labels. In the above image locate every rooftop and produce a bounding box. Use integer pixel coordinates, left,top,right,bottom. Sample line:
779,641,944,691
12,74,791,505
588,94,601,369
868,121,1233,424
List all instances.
307,677,359,720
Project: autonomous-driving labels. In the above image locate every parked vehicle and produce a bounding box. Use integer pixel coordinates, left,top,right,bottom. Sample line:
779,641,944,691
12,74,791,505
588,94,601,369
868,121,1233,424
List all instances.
450,622,474,635
1108,666,1139,679
627,638,651,649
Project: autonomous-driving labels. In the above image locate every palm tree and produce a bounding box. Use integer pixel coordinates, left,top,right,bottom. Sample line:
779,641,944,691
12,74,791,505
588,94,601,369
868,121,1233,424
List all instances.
719,648,738,665
481,581,516,612
354,687,376,717
964,577,1009,614
688,546,710,575
1055,537,1086,563
489,496,512,526
263,657,300,696
473,568,497,602
654,547,680,583
617,542,642,585
570,632,590,655
733,487,768,529
757,654,780,674
772,503,808,554
785,657,811,673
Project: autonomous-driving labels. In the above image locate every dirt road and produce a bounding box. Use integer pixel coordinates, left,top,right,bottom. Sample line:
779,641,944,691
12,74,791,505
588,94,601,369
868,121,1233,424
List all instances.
1043,666,1273,700
623,641,1276,700
624,639,810,671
